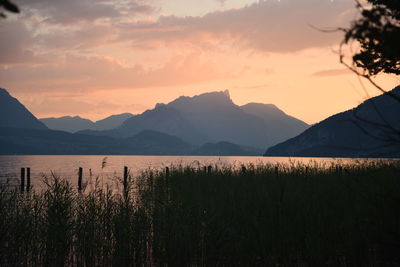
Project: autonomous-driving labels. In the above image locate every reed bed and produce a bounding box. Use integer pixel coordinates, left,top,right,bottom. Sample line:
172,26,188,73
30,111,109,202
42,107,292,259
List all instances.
0,160,400,266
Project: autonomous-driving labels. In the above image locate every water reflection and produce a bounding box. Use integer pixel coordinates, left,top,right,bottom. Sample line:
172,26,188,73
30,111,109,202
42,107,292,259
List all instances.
0,155,393,189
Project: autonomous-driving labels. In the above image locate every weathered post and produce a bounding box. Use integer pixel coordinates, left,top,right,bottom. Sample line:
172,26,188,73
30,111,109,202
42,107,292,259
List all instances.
207,165,212,175
242,166,246,173
165,167,170,198
26,167,31,192
275,166,279,177
203,166,207,174
165,166,170,186
20,168,25,193
123,166,128,195
78,167,83,192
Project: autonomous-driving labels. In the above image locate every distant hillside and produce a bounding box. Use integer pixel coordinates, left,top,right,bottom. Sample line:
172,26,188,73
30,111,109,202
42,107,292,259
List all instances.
265,86,400,158
0,127,262,156
241,103,309,145
0,127,114,155
40,113,134,133
93,113,134,131
82,90,308,149
40,116,94,133
0,88,47,130
112,130,194,155
0,127,192,155
116,105,209,144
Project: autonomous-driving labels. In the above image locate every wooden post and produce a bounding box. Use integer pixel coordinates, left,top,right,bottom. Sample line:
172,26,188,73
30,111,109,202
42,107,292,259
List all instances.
275,166,279,177
335,165,342,175
78,167,83,192
242,166,246,173
20,168,25,193
26,167,31,192
207,165,212,175
165,167,169,186
203,166,207,174
123,166,128,194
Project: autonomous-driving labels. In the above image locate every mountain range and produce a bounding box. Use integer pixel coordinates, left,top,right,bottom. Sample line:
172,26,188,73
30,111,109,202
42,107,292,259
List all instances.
265,86,400,158
0,88,308,155
40,113,134,133
78,90,309,148
2,86,399,157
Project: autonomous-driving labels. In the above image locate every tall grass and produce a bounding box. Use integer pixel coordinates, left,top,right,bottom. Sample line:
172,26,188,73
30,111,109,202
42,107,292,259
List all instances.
0,160,399,266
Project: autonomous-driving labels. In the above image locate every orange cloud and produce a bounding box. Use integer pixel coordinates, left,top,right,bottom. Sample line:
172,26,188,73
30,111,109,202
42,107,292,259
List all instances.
0,52,223,92
118,0,354,53
18,0,155,25
311,68,352,77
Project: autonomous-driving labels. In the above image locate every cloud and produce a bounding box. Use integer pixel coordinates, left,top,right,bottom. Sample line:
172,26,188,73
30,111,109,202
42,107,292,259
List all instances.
215,0,227,6
0,0,357,100
0,53,223,92
18,0,156,24
2,0,355,63
34,23,116,50
118,0,355,53
25,97,119,116
0,21,36,64
0,1,157,59
311,68,351,77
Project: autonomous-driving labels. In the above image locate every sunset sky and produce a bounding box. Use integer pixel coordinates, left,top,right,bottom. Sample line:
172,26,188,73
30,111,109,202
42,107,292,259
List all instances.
0,0,398,124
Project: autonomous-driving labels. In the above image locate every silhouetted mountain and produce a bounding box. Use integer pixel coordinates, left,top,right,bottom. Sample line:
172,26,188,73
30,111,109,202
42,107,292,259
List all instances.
166,91,269,147
93,113,134,131
111,130,194,155
1,88,310,155
85,90,308,149
40,116,94,133
192,141,262,156
0,127,259,155
40,113,134,133
0,88,47,130
265,86,400,158
0,127,114,155
241,103,309,145
0,127,193,155
116,105,209,144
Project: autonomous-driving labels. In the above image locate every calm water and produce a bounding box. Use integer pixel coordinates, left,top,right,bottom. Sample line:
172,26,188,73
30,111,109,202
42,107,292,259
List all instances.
0,155,379,188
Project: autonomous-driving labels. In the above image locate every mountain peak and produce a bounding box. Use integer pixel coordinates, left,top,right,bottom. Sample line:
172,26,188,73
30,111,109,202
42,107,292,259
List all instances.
169,90,234,109
0,88,47,130
0,88,12,98
241,103,291,118
242,102,279,110
264,85,400,157
0,88,10,94
223,89,230,98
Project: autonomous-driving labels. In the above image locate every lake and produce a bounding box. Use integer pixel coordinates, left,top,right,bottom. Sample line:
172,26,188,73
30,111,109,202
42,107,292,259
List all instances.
0,155,383,188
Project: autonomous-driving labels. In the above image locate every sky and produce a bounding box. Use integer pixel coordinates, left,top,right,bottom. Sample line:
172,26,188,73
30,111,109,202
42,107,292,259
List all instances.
0,0,398,124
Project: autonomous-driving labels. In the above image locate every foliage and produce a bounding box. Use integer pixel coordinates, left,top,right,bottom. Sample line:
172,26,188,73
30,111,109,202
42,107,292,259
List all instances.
342,0,400,77
1,161,400,266
0,0,19,18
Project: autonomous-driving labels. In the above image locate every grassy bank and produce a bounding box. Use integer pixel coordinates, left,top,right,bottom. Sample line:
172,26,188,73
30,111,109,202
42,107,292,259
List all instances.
1,161,400,266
